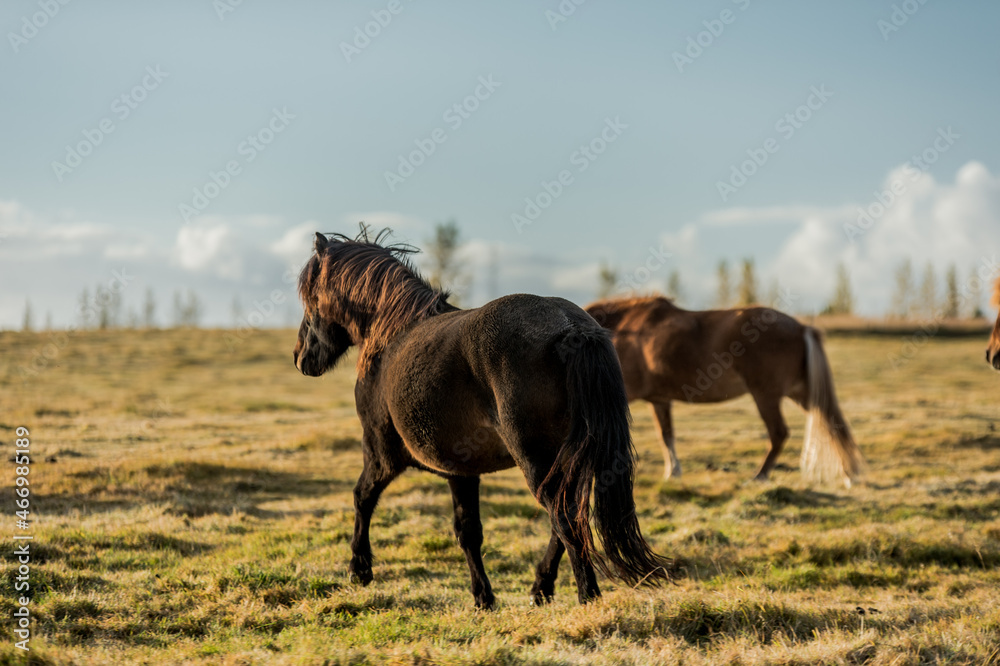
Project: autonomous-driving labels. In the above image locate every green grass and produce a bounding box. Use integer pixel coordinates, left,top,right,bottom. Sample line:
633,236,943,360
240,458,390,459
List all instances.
1,328,1000,664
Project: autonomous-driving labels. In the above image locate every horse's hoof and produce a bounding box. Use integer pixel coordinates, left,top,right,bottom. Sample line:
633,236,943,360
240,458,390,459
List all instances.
529,591,554,606
349,569,373,586
475,593,496,610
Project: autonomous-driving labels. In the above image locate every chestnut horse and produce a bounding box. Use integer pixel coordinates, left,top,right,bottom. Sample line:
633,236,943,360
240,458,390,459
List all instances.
585,296,864,486
294,231,674,608
986,278,1000,371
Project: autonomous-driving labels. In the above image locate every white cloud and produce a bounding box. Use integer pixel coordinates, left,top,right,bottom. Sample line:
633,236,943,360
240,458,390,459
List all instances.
766,160,1000,314
174,223,243,279
702,205,852,227
270,220,320,266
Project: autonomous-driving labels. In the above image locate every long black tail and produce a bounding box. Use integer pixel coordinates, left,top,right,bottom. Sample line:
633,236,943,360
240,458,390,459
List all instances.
540,327,677,586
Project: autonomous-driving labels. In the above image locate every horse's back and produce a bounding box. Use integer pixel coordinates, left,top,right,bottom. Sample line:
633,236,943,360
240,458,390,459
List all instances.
597,299,808,403
378,294,598,474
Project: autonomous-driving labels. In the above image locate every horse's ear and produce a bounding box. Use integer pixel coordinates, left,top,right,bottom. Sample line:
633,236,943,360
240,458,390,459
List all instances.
314,232,329,254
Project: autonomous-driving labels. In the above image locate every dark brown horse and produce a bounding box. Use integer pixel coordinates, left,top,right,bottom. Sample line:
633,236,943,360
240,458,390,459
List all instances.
585,296,864,486
986,278,1000,371
293,230,674,608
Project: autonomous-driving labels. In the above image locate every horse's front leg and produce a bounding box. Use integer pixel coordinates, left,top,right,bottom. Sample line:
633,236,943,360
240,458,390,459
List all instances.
350,458,400,585
447,476,495,609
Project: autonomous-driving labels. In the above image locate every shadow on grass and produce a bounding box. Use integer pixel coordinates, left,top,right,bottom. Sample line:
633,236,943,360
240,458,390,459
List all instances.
752,486,847,508
953,434,1000,451
657,485,734,508
664,600,833,645
808,535,1000,569
33,461,356,519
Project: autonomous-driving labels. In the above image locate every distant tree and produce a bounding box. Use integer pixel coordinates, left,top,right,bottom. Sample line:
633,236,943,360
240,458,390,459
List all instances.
78,288,93,329
665,270,683,303
22,300,33,332
44,312,53,331
142,287,157,329
890,258,914,319
736,259,758,306
184,290,202,327
597,261,618,299
231,295,243,328
970,264,986,319
425,220,469,303
825,263,854,315
173,290,202,328
716,260,732,308
96,286,112,329
764,278,781,309
94,285,122,329
918,262,937,320
943,265,960,319
172,291,183,328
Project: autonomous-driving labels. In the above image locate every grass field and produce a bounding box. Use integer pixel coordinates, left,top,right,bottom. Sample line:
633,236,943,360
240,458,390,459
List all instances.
2,326,999,665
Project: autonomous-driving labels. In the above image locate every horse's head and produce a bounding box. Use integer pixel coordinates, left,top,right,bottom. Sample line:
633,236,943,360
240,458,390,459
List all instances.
293,233,354,377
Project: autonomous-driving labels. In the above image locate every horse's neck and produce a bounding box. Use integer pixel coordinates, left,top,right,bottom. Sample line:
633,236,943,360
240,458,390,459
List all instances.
349,284,450,369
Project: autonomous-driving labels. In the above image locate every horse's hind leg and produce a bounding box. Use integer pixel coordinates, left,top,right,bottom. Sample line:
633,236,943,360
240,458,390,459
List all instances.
652,401,682,479
529,528,565,605
447,476,495,610
750,392,790,481
522,461,599,604
551,505,600,603
350,461,400,585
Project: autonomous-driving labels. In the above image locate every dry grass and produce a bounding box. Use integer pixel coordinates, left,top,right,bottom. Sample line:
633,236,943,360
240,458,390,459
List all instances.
1,327,999,665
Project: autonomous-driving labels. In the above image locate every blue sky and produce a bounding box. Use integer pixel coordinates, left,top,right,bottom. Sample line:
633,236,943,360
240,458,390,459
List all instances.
1,0,998,327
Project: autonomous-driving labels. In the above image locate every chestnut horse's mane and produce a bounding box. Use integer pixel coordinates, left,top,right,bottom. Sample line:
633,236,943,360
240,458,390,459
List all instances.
993,276,1000,310
298,227,452,373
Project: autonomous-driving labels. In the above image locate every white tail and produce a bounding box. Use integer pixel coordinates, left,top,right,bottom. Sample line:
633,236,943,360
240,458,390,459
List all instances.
801,329,865,487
